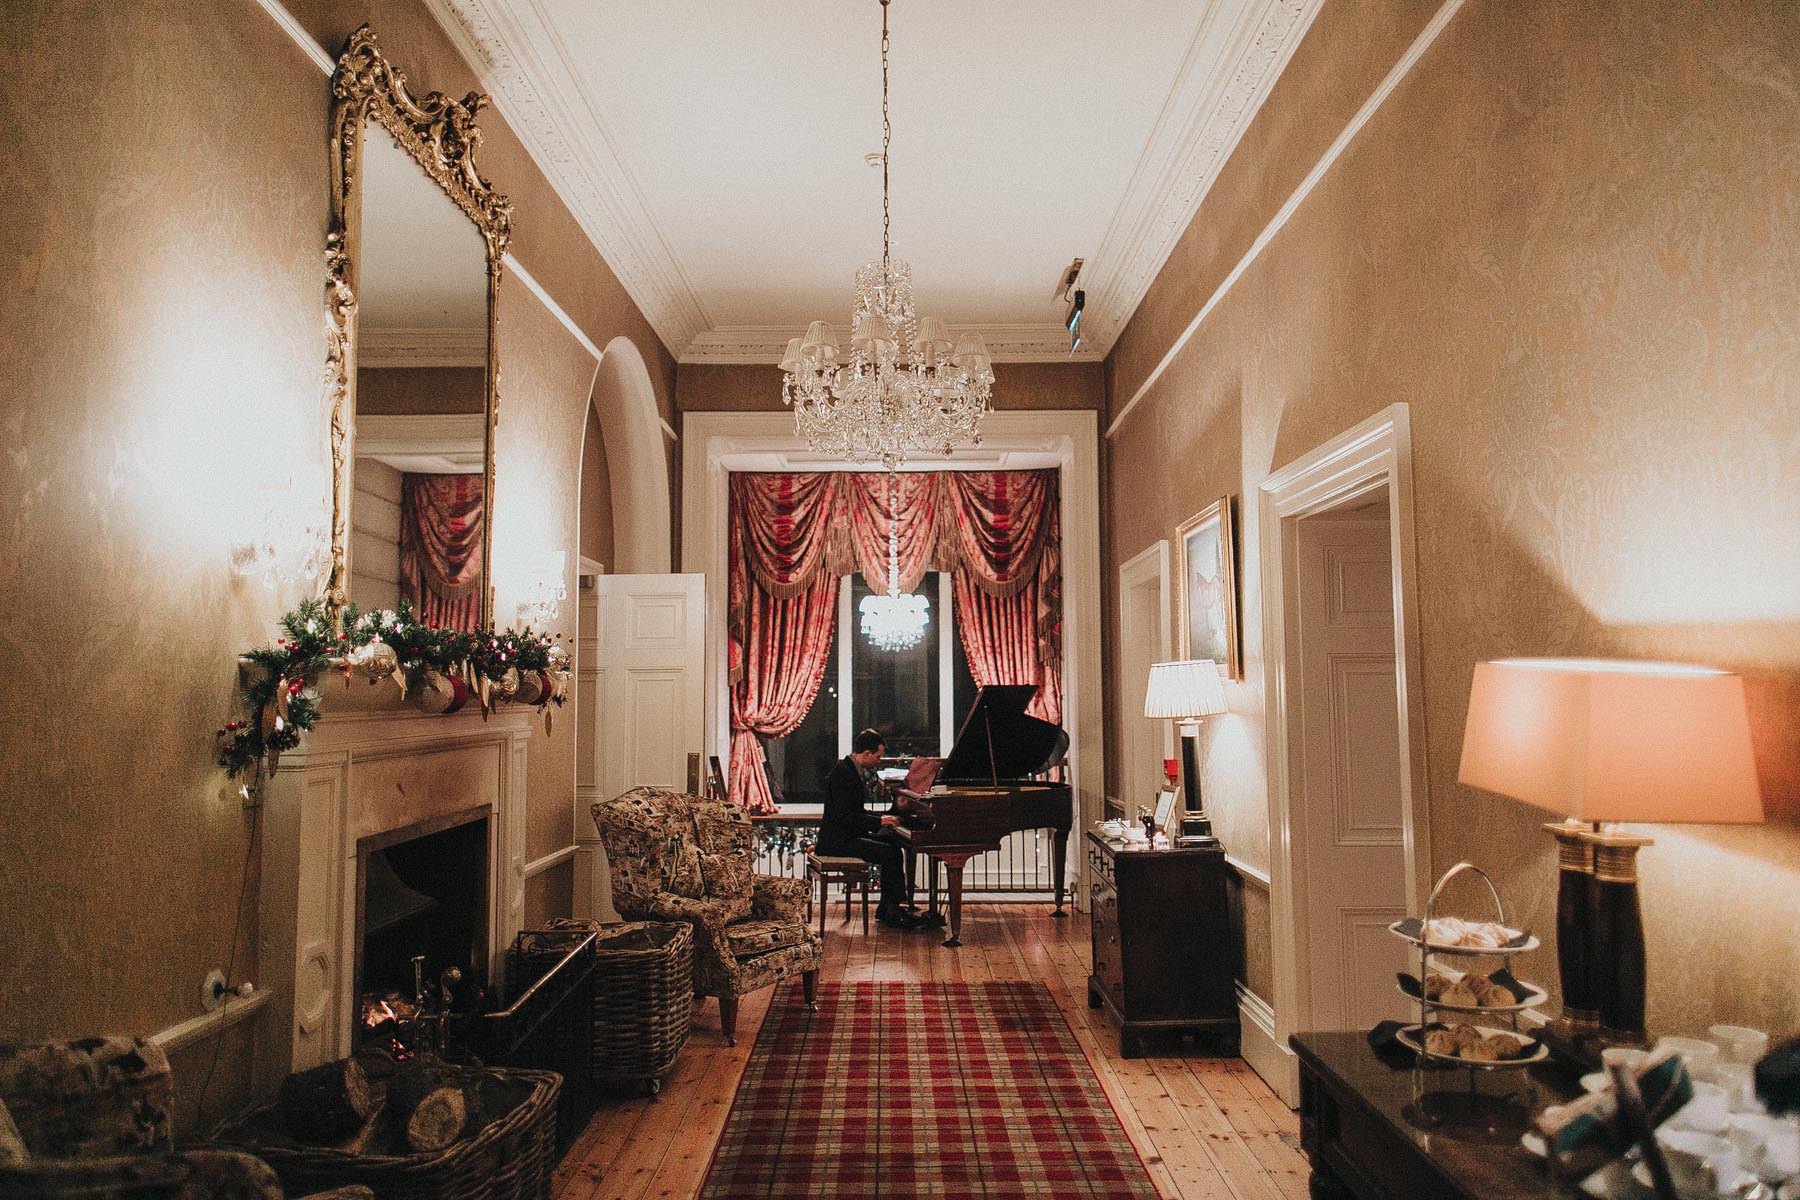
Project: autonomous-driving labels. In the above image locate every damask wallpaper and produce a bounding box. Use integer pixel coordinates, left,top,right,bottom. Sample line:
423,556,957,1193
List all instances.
0,0,668,1126
1106,0,1800,1035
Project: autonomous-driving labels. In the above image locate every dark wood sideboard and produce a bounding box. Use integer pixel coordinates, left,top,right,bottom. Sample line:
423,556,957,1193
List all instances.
1294,1031,1588,1200
1085,831,1238,1058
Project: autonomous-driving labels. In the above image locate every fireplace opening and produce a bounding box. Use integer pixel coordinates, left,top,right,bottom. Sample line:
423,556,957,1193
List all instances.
354,807,490,1052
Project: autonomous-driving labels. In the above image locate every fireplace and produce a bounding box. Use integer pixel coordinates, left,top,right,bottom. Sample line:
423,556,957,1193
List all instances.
255,682,534,1094
354,807,490,1049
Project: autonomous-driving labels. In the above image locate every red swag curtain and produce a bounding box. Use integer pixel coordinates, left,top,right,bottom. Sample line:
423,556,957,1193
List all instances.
727,469,1063,810
399,473,485,631
728,475,841,814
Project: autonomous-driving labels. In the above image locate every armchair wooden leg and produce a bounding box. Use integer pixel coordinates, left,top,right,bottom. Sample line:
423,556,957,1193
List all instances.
803,970,818,1011
720,996,740,1047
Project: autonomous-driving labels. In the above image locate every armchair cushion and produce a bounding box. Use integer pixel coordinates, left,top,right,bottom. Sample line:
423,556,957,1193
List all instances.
751,875,809,923
691,798,754,858
638,891,750,930
722,920,811,958
665,840,704,899
699,852,752,902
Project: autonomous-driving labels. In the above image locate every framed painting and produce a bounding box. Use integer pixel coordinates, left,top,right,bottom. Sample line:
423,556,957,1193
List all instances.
1176,496,1241,679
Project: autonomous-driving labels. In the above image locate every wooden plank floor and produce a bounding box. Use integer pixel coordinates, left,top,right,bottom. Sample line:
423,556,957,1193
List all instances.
554,903,1308,1200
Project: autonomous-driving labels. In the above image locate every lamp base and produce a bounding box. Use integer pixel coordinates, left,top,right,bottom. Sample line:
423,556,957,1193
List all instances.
1538,1018,1649,1072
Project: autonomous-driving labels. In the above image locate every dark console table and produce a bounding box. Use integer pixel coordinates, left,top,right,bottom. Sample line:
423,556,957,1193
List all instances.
1084,832,1237,1057
1293,1031,1587,1199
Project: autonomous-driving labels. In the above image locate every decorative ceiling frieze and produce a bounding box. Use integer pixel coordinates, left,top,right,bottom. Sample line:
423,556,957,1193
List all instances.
426,0,1320,364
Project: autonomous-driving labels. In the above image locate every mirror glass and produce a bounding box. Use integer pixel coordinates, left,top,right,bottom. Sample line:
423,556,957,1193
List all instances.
349,123,490,629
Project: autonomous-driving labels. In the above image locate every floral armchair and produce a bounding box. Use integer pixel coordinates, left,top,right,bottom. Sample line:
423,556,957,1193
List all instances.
0,1037,369,1200
592,787,821,1044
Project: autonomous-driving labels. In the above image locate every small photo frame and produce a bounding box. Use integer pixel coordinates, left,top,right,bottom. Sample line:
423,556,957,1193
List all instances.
1153,787,1179,832
1177,495,1242,679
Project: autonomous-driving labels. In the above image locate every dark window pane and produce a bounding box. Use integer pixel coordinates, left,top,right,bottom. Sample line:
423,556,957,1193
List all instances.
766,596,840,805
850,571,940,759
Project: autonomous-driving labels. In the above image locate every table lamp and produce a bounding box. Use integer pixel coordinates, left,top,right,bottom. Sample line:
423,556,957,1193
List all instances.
1144,659,1226,845
1458,658,1762,1056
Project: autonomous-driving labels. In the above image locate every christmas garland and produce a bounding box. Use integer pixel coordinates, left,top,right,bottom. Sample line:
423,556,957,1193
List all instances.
217,598,572,787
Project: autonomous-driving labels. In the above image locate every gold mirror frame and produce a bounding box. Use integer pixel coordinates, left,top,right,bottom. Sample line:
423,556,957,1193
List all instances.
324,25,512,626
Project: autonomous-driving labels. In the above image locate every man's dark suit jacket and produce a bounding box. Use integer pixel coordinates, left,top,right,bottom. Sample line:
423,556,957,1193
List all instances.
818,755,881,854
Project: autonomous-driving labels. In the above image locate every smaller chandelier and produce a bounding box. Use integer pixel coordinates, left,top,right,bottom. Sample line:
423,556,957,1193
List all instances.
780,0,993,470
858,474,930,651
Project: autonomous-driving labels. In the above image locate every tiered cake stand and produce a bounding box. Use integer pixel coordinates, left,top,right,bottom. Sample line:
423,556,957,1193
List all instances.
1390,862,1549,1133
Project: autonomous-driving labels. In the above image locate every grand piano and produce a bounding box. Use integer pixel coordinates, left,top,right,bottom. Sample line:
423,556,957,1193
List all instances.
895,684,1074,948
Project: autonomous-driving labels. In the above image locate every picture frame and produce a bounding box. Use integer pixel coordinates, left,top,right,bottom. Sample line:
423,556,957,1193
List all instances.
1177,496,1242,679
1153,787,1178,832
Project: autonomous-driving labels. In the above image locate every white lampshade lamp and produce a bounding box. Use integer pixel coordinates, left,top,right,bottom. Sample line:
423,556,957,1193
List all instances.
1145,659,1227,844
1458,658,1762,1050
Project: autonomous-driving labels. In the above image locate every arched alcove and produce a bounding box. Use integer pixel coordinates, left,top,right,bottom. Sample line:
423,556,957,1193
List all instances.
588,336,670,573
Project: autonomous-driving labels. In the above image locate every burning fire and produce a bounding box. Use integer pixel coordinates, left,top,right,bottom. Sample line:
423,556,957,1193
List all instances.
360,993,419,1028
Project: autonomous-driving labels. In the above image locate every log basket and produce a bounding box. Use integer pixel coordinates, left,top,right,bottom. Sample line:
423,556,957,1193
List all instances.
208,1064,559,1200
545,919,694,1096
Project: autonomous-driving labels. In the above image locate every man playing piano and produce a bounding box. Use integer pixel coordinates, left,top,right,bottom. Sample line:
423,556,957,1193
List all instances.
818,729,924,930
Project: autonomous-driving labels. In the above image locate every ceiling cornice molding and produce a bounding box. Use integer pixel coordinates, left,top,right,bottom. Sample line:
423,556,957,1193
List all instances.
427,0,1318,366
680,324,1103,366
425,0,710,355
359,326,488,368
1076,0,1323,357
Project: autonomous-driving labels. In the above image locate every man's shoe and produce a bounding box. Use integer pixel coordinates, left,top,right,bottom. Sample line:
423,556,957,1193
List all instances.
876,904,923,929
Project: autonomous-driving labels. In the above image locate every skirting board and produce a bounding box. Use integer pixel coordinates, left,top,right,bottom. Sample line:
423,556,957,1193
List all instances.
1238,983,1297,1107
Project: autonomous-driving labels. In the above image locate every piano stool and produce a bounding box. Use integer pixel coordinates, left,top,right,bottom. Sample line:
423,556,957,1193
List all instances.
805,853,872,937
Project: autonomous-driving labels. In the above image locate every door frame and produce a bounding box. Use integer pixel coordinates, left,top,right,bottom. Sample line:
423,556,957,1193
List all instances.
1117,539,1175,807
1259,403,1431,1091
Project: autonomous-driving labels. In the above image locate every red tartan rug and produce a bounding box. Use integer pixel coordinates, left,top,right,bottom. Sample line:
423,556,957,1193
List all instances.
700,980,1160,1199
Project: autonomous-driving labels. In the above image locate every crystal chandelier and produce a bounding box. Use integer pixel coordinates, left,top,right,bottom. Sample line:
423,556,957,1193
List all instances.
779,0,993,471
859,473,930,651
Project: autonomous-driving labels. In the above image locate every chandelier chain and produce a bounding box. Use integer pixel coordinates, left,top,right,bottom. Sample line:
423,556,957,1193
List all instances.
778,0,992,472
880,0,891,274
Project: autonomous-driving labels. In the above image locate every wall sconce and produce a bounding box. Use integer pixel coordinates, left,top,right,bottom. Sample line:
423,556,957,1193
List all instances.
516,550,568,627
228,481,327,591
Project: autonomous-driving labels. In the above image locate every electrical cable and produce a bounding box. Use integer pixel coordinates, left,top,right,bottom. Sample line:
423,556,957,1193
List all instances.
191,788,262,1134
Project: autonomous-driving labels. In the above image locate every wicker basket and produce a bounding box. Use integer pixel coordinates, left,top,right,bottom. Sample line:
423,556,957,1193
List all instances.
549,919,694,1093
209,1065,559,1200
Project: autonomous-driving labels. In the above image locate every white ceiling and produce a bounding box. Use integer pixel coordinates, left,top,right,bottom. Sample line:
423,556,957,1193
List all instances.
429,0,1321,362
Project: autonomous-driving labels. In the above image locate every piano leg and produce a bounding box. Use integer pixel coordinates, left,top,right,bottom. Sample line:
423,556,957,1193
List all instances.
921,858,946,928
939,854,975,948
1052,828,1069,918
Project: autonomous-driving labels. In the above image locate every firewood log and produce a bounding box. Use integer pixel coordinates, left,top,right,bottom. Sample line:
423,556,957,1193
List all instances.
329,1101,387,1156
385,1064,469,1154
278,1058,371,1143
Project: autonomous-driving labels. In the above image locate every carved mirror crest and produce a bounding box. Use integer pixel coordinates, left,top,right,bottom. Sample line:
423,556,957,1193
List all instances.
326,24,512,629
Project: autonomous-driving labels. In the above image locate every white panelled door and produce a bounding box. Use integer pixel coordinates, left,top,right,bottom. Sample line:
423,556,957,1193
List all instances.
1294,510,1411,1031
577,572,705,919
596,573,706,795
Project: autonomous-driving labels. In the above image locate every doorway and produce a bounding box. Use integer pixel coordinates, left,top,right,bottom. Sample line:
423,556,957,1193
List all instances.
1259,404,1430,1102
1116,541,1173,817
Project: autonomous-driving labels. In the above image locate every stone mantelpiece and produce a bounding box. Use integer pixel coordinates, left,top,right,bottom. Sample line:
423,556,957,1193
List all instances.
255,678,532,1095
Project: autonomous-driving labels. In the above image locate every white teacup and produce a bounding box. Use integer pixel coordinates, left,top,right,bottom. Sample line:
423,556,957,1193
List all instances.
1658,1036,1723,1081
1709,1024,1769,1065
1601,1047,1647,1072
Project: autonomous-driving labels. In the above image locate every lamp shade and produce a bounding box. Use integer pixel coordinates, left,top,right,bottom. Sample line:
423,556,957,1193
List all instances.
1144,659,1226,721
1458,658,1762,825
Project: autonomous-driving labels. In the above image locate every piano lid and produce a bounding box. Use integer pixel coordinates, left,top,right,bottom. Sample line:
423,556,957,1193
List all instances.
939,684,1069,783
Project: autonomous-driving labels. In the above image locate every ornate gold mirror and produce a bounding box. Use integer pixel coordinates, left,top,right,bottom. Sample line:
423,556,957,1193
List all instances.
325,25,511,628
